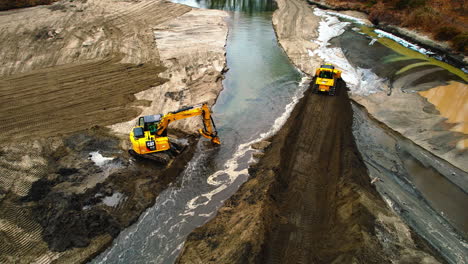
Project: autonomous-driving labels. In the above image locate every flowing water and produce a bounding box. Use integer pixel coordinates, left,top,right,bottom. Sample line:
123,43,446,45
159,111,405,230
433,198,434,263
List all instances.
92,2,467,263
92,1,305,263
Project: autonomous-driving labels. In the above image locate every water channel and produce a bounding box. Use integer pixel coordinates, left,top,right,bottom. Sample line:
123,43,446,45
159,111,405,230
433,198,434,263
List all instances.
93,0,306,263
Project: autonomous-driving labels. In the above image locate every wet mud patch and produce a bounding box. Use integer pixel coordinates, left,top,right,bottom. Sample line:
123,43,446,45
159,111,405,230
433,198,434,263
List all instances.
0,127,197,262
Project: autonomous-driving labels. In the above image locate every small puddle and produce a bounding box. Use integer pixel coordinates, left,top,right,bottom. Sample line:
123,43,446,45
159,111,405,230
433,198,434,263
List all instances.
102,192,125,208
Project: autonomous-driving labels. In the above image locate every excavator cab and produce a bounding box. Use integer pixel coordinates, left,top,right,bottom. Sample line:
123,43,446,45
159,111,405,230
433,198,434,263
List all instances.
130,114,171,155
129,103,220,160
138,115,165,136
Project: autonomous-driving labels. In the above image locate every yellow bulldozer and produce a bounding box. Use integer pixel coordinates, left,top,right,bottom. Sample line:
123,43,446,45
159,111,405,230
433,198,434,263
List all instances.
129,103,220,163
311,64,342,95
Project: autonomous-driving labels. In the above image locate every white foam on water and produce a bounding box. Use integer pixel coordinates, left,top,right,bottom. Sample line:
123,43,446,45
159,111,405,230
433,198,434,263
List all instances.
186,76,309,211
312,8,386,96
374,29,435,56
89,151,114,166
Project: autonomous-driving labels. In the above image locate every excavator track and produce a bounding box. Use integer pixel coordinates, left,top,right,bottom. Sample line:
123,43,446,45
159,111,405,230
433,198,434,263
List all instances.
128,140,186,165
129,149,172,164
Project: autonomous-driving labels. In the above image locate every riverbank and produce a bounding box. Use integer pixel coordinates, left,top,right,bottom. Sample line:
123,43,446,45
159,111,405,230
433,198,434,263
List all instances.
0,0,228,262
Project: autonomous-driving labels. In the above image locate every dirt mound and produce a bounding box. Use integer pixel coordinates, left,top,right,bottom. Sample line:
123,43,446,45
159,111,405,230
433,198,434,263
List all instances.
177,83,443,263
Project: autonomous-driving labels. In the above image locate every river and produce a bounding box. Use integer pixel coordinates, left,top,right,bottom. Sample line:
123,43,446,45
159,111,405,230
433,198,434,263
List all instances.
92,0,306,263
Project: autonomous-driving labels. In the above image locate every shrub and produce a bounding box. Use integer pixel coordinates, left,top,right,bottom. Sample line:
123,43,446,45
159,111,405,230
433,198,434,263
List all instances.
402,7,439,30
435,26,462,41
395,0,426,9
452,33,468,53
369,8,401,25
0,0,59,11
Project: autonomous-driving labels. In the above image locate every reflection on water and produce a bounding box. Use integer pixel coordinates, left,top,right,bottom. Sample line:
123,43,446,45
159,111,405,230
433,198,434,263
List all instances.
172,0,276,12
399,150,468,236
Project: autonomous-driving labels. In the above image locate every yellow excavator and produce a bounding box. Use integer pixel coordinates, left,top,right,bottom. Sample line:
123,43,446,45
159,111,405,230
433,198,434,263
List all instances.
311,64,342,95
129,103,220,162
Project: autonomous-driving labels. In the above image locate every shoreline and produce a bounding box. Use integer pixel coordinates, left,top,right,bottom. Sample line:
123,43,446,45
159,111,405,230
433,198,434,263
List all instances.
177,75,443,264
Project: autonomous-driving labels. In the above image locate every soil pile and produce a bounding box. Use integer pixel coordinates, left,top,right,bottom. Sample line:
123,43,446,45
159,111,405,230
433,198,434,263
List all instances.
177,83,442,263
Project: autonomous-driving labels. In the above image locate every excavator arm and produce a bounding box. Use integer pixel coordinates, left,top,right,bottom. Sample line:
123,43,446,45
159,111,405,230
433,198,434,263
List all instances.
156,103,220,144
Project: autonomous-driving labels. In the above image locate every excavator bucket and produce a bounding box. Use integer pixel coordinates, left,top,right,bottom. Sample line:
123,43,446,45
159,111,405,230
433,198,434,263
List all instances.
199,128,221,145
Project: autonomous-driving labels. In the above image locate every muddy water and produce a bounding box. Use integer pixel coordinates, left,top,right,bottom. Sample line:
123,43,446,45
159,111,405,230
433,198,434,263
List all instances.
352,105,468,263
92,1,305,263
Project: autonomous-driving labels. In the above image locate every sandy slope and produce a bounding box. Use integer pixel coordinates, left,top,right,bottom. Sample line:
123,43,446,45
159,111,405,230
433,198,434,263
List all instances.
0,0,228,263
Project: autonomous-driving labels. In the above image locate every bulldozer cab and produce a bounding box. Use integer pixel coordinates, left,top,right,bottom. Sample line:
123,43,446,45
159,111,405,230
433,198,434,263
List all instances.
319,70,333,79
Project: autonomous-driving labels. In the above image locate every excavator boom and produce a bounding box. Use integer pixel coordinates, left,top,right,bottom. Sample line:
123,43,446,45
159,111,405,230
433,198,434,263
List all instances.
129,103,220,161
156,103,220,144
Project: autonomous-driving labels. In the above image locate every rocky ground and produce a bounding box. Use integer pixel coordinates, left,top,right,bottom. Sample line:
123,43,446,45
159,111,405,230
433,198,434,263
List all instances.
0,0,228,263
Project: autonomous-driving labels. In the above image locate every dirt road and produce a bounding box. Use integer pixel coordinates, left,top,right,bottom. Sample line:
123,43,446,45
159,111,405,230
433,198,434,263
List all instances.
177,83,442,264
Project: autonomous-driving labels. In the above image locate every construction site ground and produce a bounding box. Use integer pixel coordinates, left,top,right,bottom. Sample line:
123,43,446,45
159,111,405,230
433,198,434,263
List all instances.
0,0,228,262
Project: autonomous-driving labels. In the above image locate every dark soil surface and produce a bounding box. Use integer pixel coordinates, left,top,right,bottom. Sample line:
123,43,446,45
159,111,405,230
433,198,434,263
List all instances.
0,127,197,263
177,82,443,263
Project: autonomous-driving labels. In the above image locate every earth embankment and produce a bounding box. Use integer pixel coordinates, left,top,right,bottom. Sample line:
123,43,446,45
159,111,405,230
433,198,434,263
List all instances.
178,82,441,263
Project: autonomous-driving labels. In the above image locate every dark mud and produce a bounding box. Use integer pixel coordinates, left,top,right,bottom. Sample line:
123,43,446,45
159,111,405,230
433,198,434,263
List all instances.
0,127,197,263
177,83,443,263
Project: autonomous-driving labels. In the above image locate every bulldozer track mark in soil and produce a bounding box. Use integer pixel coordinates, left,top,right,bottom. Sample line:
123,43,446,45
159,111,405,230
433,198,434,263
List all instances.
0,59,166,143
